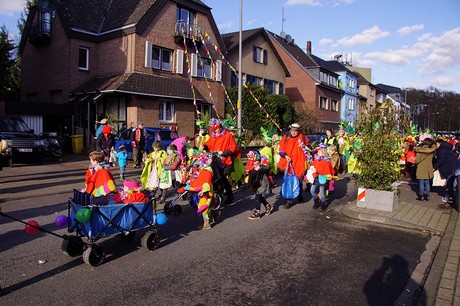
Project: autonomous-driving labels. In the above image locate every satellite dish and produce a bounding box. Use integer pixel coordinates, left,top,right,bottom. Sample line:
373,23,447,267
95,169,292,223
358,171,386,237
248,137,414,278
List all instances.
285,34,292,43
280,31,286,39
37,0,52,13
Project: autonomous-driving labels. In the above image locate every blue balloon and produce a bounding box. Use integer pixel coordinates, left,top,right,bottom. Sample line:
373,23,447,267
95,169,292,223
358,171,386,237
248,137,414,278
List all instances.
156,213,167,225
54,215,68,227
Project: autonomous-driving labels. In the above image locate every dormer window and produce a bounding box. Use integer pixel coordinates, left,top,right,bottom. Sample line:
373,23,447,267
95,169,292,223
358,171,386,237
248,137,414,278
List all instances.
253,46,267,64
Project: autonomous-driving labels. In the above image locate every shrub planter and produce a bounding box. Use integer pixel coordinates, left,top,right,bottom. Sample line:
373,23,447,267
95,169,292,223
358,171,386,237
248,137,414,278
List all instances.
357,187,399,212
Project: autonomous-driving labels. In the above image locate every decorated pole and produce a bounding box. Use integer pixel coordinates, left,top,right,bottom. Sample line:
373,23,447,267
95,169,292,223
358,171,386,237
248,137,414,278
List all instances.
237,0,243,136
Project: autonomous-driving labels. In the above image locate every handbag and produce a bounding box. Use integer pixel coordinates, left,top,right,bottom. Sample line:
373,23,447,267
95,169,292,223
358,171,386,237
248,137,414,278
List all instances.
280,162,300,200
432,170,446,187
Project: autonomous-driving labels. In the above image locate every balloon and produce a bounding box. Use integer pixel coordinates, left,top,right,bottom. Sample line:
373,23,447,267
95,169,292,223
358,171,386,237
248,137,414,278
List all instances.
156,213,167,225
75,208,91,223
54,215,68,227
25,220,39,234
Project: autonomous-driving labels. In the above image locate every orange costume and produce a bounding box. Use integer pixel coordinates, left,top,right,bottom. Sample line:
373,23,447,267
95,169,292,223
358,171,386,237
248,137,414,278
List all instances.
278,133,309,179
85,166,117,197
204,130,237,168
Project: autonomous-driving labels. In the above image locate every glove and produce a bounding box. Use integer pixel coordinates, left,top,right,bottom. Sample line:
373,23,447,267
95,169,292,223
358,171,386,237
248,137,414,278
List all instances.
131,141,136,148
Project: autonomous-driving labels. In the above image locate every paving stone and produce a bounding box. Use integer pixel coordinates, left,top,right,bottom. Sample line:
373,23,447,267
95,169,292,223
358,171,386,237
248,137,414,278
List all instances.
436,287,454,301
440,277,455,290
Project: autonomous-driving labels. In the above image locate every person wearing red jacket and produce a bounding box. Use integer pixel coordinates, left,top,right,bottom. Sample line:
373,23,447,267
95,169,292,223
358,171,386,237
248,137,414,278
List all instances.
204,118,237,204
309,146,335,210
278,123,309,209
112,179,149,204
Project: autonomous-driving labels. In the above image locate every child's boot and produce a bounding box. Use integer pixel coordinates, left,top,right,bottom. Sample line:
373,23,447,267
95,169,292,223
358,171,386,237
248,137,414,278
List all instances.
159,189,167,203
264,203,273,215
248,209,261,220
202,217,211,229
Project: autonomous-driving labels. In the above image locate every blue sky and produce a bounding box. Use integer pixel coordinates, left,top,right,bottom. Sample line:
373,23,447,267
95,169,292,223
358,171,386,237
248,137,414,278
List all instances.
1,0,460,93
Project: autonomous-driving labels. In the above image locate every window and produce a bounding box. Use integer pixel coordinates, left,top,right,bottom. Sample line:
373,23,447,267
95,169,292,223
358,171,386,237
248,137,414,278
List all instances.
348,97,355,110
231,73,238,87
253,46,267,64
320,96,328,109
150,45,172,71
329,75,338,87
264,79,280,94
320,71,328,83
50,90,63,104
198,103,212,118
197,57,212,78
331,99,339,111
159,100,174,122
78,47,89,71
176,7,195,36
246,74,262,86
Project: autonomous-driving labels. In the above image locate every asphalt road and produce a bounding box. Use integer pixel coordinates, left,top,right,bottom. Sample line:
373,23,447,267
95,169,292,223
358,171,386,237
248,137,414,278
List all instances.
0,159,431,305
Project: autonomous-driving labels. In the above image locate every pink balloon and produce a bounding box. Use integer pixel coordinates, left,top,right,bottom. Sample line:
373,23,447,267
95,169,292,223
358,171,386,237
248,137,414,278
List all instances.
25,220,39,234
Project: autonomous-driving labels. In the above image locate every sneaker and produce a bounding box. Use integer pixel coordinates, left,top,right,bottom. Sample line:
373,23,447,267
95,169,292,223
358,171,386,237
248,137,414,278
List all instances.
447,197,454,204
248,210,261,220
320,201,328,211
265,204,273,215
441,196,453,203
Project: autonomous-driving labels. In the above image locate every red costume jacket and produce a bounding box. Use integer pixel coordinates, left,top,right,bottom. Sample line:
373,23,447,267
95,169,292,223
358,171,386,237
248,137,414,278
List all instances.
278,133,309,178
204,131,237,167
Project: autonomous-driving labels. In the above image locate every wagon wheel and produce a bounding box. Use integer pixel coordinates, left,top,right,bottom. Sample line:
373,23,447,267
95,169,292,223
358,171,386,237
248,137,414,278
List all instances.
141,229,160,251
83,245,106,267
163,202,172,215
211,193,222,211
61,235,84,257
118,231,136,241
172,204,182,216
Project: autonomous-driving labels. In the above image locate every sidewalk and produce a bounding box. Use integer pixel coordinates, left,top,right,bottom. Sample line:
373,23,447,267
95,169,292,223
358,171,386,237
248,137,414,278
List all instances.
341,180,459,305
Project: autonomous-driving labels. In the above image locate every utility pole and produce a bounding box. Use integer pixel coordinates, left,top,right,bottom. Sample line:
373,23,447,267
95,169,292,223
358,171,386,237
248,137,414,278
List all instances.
237,0,243,136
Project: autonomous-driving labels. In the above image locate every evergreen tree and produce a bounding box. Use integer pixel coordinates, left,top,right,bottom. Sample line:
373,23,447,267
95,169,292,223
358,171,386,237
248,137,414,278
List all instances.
0,26,20,100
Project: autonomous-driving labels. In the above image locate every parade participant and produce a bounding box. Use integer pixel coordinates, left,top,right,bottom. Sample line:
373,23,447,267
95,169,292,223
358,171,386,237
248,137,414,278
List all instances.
112,179,149,204
278,123,309,209
403,138,417,181
158,144,181,203
326,144,340,193
323,129,337,148
116,145,128,181
170,136,194,162
309,146,335,210
84,151,117,197
246,151,273,219
130,121,145,168
95,118,108,138
96,125,115,164
336,125,351,174
195,120,210,151
181,152,215,229
414,138,436,201
204,118,238,204
434,139,460,204
141,141,167,196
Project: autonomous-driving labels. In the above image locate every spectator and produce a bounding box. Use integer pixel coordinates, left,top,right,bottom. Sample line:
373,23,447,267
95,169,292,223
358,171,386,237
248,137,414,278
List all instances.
434,139,460,204
130,122,145,168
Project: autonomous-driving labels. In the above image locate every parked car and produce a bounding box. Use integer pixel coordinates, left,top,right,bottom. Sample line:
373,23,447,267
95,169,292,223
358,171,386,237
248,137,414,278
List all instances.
305,133,327,147
114,127,180,159
0,117,46,167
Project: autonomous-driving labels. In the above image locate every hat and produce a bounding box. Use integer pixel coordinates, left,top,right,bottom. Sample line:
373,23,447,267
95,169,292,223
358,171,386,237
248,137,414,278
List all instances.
289,123,301,131
102,126,112,134
99,118,108,124
124,180,141,189
119,144,126,150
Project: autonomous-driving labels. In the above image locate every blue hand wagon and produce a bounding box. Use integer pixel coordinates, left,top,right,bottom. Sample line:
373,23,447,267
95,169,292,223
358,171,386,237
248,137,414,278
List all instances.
61,190,161,266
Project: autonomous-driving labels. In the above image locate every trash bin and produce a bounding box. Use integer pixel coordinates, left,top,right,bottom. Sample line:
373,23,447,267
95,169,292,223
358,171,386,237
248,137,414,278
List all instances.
71,135,84,154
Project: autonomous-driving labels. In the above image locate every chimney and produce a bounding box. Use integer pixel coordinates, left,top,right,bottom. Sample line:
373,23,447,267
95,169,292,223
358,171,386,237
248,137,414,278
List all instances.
306,41,311,55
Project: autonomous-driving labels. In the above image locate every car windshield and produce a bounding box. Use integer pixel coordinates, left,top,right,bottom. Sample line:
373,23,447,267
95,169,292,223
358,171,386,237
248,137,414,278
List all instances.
0,118,31,132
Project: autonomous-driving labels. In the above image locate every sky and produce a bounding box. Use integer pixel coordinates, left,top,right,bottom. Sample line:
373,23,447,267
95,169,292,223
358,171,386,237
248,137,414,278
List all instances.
1,0,460,93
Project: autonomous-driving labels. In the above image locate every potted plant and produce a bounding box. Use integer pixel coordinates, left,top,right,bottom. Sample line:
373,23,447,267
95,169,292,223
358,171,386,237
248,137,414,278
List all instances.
353,101,407,211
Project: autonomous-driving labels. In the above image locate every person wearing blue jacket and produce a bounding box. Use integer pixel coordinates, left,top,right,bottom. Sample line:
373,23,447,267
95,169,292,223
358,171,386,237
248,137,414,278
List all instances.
434,139,460,204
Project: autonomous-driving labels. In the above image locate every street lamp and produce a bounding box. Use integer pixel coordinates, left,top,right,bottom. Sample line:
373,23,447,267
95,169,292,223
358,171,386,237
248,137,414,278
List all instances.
237,0,243,136
428,112,439,131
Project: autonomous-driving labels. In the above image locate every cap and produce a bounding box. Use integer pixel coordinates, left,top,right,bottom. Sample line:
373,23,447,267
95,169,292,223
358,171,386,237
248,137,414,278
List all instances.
119,144,126,149
289,123,301,131
99,118,108,124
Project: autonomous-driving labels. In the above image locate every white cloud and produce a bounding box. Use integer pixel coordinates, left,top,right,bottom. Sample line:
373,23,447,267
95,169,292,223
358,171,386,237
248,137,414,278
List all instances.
217,21,234,33
0,0,26,16
285,0,322,6
332,0,354,7
397,24,425,36
430,74,456,88
337,26,389,46
246,19,258,26
420,27,460,75
319,37,333,45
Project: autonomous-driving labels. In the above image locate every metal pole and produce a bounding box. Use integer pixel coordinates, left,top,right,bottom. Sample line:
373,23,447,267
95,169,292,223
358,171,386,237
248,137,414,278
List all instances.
456,174,460,211
237,0,243,137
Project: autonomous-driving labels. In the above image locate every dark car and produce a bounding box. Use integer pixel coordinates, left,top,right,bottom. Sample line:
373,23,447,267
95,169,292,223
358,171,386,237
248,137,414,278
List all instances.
305,133,327,147
0,117,46,167
114,127,179,159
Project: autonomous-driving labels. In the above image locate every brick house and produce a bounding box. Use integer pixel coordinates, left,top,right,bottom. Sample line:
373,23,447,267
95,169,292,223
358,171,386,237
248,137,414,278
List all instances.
221,28,289,95
18,0,227,146
266,33,343,131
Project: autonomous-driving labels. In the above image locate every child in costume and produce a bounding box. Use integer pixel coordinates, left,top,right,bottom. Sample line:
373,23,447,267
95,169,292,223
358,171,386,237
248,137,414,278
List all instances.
158,144,181,203
116,145,128,181
141,141,167,196
336,126,351,174
309,146,335,210
112,179,149,204
246,151,273,220
180,152,215,229
259,127,278,187
84,151,117,197
326,144,340,193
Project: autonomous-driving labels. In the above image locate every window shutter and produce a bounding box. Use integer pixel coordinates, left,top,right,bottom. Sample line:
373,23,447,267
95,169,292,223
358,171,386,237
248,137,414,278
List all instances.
263,49,268,65
191,53,197,77
253,45,257,62
175,49,184,74
144,41,152,68
215,60,222,82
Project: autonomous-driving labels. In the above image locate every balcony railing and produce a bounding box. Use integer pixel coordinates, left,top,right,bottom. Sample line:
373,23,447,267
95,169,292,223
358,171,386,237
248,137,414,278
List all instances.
29,20,51,46
174,21,203,45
